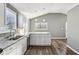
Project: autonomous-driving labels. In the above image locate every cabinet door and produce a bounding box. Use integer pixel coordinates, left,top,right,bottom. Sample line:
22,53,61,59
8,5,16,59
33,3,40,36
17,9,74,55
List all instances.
22,37,27,54
37,34,51,45
30,34,37,45
16,39,23,55
44,34,51,45
3,43,17,55
41,34,45,45
3,49,17,55
16,44,23,55
37,34,43,45
0,3,5,26
35,34,40,45
7,49,17,55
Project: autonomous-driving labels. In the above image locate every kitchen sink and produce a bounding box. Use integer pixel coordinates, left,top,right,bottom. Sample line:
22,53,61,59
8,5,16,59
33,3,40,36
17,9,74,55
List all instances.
8,35,23,40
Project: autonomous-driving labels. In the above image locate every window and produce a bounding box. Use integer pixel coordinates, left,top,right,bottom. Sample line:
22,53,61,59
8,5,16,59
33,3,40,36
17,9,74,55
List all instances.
35,19,48,30
5,7,17,30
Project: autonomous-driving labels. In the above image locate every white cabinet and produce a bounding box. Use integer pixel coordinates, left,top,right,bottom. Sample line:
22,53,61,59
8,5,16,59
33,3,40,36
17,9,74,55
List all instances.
30,34,37,45
16,39,23,55
30,33,51,46
22,37,27,54
3,36,27,55
7,49,17,55
3,43,17,55
16,37,27,55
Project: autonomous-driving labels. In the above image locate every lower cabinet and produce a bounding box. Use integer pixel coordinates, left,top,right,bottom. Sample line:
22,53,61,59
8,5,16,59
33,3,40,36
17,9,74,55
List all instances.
7,49,17,55
30,34,38,45
30,33,51,46
3,36,27,55
3,44,17,55
22,37,27,54
16,39,23,55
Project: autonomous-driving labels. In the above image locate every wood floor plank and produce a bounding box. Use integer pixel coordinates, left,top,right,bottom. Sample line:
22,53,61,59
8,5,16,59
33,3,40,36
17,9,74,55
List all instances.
51,39,67,55
25,39,77,55
26,46,53,55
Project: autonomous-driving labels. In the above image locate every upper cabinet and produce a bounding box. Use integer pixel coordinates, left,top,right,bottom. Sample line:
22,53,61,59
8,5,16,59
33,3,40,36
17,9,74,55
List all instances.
0,3,5,27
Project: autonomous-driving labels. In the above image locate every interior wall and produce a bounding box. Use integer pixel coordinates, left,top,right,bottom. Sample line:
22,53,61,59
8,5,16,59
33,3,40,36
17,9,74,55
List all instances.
30,13,67,37
67,4,79,52
0,3,5,27
24,17,30,35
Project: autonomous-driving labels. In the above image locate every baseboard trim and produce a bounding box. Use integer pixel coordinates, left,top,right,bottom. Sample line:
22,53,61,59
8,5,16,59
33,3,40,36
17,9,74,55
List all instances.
30,44,51,46
67,45,79,55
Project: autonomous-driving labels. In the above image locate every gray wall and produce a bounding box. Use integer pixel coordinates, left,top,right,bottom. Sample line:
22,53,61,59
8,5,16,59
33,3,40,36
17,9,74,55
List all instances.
0,3,5,27
67,4,79,52
30,13,67,37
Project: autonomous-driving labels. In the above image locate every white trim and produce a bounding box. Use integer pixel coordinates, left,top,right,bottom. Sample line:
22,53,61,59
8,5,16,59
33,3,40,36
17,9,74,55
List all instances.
52,37,66,39
67,45,79,55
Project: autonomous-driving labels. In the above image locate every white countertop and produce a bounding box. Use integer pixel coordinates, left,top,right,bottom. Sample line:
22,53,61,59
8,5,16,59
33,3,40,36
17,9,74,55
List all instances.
29,32,51,34
0,36,25,49
52,37,66,39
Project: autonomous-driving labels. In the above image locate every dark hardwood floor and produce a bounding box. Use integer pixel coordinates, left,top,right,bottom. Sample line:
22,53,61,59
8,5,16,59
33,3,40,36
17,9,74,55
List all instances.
51,39,67,55
25,39,77,55
25,46,53,55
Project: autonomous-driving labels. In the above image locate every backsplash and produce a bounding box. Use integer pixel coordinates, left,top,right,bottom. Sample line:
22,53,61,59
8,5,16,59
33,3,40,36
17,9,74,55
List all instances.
0,33,11,41
0,33,9,37
0,26,9,33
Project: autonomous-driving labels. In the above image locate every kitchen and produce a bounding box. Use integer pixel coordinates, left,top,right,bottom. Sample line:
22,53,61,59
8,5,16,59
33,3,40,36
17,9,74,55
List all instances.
0,3,79,55
0,3,29,55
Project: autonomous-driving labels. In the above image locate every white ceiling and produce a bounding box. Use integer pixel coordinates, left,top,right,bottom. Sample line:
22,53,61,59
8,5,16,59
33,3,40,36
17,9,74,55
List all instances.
10,3,78,19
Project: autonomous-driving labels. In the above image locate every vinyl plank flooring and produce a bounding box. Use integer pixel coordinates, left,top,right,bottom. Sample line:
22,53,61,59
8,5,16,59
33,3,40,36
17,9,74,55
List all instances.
51,39,67,55
25,39,77,55
26,46,53,55
66,47,78,55
51,39,78,55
